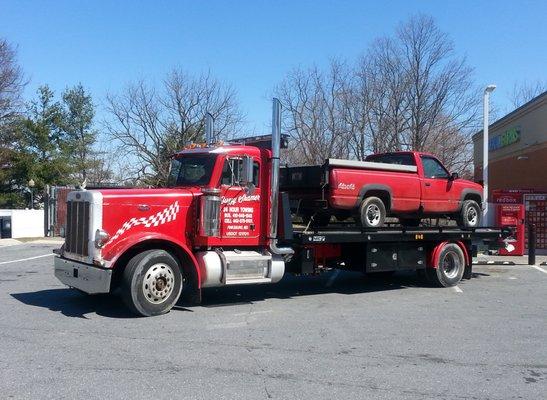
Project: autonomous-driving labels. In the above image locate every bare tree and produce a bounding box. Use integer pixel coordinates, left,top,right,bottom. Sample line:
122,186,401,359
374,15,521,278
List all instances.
422,115,473,176
103,69,243,185
345,37,410,159
509,80,547,109
275,15,478,167
0,38,26,124
275,60,351,165
397,15,479,151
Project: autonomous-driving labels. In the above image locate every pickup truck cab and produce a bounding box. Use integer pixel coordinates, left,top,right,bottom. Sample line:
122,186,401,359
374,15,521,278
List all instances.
282,151,483,228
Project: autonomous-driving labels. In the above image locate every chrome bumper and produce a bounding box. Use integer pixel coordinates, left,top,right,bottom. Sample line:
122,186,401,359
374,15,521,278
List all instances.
54,256,112,294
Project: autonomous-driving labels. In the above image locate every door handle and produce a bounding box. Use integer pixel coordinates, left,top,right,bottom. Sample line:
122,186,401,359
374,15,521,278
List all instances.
425,182,431,187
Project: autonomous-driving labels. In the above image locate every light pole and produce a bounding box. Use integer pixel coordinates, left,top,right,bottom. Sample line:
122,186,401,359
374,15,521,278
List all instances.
482,84,496,226
28,179,35,209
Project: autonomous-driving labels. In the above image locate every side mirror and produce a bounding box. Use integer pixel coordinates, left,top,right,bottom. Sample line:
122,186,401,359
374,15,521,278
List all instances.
240,156,255,194
450,172,459,181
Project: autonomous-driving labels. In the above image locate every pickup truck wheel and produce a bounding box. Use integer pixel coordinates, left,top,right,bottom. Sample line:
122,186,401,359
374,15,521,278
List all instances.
457,200,481,228
121,249,183,317
359,197,386,228
425,243,465,287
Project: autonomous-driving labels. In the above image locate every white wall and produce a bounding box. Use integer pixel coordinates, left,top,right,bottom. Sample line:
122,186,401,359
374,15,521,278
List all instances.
0,209,44,238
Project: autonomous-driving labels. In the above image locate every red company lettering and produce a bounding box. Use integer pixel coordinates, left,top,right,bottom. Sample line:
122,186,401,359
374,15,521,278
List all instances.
221,194,261,206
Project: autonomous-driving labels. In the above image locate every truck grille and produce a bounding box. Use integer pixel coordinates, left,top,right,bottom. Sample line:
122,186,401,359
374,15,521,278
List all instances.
65,201,90,256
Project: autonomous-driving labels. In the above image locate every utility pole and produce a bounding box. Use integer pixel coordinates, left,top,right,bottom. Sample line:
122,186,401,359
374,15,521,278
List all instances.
482,85,496,225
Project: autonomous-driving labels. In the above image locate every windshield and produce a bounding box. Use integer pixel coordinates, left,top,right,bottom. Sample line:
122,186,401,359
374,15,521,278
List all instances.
167,155,217,187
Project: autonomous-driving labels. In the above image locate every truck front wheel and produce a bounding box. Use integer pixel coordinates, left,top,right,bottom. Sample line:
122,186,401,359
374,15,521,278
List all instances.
425,243,465,287
121,249,183,317
457,200,481,228
359,197,386,228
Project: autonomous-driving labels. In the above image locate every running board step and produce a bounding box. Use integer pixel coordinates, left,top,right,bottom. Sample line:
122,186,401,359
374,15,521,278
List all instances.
225,277,272,285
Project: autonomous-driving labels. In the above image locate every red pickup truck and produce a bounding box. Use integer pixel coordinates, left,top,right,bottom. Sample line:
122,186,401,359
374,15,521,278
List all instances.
281,151,483,228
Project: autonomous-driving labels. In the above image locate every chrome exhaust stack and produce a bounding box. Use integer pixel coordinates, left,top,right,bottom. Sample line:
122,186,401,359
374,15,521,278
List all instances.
205,112,214,145
269,98,294,257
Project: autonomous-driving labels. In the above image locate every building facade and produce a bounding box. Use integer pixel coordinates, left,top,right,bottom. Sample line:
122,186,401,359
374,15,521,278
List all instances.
473,91,547,254
473,91,547,195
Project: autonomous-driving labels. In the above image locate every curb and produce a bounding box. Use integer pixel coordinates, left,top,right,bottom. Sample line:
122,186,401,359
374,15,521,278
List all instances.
473,260,516,265
28,239,65,245
0,239,23,247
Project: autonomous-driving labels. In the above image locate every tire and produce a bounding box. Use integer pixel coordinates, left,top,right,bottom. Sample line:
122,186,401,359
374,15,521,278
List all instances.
399,218,421,227
457,200,481,228
425,243,465,287
359,197,386,228
121,249,183,317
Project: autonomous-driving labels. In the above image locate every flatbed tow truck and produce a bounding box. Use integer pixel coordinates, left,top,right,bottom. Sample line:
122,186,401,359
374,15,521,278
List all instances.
288,224,506,280
53,99,508,316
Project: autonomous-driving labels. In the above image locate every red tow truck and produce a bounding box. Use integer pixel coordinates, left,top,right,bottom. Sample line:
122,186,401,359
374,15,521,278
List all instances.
54,99,507,316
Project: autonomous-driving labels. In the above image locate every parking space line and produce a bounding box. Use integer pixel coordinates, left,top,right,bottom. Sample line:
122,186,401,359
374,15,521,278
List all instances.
0,253,54,265
452,286,463,293
233,310,273,317
530,265,547,275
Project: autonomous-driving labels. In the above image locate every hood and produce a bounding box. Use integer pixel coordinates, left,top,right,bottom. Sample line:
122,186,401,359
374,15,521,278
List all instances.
97,188,196,207
96,188,198,260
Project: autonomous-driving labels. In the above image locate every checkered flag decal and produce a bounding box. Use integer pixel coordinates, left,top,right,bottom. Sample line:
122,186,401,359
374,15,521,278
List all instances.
105,201,180,246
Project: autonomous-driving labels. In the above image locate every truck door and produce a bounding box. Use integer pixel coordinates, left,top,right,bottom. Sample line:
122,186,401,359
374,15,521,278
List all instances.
419,155,457,212
219,156,261,242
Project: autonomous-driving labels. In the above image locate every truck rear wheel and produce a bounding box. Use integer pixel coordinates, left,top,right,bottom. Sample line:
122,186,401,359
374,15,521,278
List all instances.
121,249,183,317
457,200,481,228
425,243,465,287
359,197,386,228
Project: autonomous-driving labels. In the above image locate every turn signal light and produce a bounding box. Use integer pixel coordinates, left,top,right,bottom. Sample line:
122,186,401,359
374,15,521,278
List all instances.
94,229,110,248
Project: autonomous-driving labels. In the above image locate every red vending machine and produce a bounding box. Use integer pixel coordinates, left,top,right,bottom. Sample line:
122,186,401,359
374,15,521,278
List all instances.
496,204,525,255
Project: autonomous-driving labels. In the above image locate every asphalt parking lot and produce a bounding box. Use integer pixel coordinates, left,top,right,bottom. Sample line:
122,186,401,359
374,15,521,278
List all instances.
0,242,546,400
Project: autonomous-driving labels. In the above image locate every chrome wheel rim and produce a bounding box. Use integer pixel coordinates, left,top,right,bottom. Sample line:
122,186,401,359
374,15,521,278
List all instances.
441,251,461,279
142,263,175,304
366,204,381,226
467,206,478,226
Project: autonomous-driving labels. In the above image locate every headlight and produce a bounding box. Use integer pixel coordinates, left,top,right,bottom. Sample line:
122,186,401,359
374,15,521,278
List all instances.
94,229,110,248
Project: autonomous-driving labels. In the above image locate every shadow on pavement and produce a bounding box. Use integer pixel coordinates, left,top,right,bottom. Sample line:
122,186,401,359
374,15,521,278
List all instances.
197,270,422,308
471,272,490,278
10,289,134,319
10,270,427,317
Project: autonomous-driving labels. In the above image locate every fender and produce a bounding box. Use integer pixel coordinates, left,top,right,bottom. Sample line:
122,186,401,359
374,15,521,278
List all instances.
355,184,393,209
103,231,202,288
459,189,483,209
428,240,470,269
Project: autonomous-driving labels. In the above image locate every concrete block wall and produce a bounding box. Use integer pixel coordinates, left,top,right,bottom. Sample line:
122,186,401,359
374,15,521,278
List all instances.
0,209,44,238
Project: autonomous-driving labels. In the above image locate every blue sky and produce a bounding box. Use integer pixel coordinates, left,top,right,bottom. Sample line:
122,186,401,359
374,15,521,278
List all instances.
2,0,546,133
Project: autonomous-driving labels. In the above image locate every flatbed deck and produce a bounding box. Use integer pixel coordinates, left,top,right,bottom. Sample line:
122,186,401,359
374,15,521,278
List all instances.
292,226,508,245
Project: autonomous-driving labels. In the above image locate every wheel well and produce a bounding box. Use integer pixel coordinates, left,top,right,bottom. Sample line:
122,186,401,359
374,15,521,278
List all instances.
111,240,199,300
464,193,482,207
363,190,391,212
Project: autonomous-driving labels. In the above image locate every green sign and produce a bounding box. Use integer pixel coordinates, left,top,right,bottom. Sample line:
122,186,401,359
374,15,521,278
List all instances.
489,127,520,151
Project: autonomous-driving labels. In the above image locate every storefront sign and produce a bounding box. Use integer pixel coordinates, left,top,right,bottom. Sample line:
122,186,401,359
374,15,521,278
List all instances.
489,127,520,151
